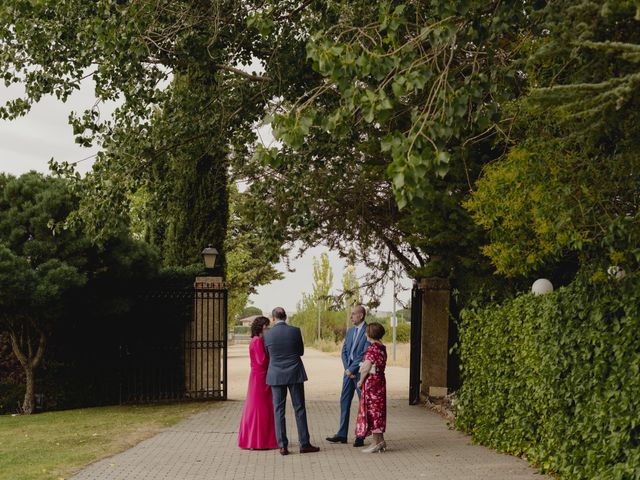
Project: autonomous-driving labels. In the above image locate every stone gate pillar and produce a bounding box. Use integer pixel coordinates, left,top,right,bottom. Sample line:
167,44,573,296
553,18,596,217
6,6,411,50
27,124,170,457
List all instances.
185,275,225,398
420,277,450,399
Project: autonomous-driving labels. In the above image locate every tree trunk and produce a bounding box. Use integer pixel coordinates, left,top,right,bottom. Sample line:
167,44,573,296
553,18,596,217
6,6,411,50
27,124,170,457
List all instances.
22,365,35,414
9,327,45,415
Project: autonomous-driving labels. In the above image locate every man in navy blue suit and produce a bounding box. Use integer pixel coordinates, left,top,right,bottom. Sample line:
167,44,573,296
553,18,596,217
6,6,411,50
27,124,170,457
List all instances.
264,306,320,456
326,305,370,447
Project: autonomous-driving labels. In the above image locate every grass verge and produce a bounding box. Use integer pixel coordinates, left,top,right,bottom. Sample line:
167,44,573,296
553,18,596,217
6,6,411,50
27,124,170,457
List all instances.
0,401,216,480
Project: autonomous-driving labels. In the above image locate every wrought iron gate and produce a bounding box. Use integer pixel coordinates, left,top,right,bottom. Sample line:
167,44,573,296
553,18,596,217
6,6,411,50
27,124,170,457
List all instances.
409,281,423,405
185,287,227,401
119,286,227,403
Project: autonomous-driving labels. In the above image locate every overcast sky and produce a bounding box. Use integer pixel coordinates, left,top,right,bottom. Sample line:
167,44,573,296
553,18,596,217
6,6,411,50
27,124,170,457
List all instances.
0,85,411,314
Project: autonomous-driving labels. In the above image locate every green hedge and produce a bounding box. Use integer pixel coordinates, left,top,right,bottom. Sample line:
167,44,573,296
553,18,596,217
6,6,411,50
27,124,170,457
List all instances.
378,320,411,343
457,274,640,479
234,325,250,335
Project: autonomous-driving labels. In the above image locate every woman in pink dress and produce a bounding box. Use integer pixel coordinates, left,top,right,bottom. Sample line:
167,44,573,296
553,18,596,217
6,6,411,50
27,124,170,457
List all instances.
355,322,387,453
238,316,278,449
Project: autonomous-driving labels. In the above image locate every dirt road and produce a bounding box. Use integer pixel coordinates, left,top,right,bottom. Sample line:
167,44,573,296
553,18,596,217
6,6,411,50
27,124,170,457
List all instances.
227,343,409,401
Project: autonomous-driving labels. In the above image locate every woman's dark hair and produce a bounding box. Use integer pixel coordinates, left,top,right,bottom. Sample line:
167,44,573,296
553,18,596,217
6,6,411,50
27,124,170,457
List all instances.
251,316,270,337
366,322,385,341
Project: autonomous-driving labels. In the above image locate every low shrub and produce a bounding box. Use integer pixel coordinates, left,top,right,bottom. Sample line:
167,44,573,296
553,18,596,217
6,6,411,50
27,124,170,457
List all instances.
0,382,24,415
377,320,411,343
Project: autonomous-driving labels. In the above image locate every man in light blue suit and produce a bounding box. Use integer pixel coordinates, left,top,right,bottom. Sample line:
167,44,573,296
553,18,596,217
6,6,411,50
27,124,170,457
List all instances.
326,305,369,447
264,307,320,456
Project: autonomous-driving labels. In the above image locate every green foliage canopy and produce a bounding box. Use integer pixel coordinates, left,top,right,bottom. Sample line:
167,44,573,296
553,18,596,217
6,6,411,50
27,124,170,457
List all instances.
241,0,530,302
0,172,158,413
0,173,87,413
0,1,295,310
260,0,530,208
466,1,640,277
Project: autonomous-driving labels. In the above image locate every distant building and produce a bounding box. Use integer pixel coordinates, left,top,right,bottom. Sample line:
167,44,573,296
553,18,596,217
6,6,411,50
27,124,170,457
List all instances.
237,315,261,328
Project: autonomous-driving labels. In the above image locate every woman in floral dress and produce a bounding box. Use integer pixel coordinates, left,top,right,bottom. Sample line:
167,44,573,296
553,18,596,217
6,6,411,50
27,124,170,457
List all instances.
355,322,387,453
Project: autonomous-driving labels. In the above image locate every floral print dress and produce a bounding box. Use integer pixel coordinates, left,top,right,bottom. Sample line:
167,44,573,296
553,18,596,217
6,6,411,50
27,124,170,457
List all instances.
355,342,387,437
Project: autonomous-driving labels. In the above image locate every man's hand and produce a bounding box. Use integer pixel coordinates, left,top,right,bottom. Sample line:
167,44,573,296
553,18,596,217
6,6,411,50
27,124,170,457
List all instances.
344,369,351,377
349,374,356,379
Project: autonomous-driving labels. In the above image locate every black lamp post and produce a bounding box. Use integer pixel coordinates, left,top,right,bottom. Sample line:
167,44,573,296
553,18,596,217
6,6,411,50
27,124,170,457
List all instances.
201,245,219,275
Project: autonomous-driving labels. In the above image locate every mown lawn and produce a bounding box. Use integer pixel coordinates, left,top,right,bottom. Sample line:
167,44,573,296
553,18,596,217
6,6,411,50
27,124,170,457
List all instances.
0,402,216,480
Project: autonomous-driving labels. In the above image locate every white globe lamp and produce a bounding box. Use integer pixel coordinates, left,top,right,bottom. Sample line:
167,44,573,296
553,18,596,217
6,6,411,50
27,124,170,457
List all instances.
532,278,554,296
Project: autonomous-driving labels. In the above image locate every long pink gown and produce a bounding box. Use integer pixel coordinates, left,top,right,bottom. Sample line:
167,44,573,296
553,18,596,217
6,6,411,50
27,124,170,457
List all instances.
238,336,278,449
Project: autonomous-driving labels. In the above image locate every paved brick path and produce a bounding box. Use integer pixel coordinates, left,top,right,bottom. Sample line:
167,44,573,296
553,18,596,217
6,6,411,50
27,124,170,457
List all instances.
72,345,547,480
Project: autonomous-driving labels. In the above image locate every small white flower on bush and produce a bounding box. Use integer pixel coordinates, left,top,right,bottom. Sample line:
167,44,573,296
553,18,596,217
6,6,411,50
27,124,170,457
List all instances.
607,265,626,280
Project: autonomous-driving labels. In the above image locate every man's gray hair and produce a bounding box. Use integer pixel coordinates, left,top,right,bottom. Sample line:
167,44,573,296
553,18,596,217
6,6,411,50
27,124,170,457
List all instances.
272,306,287,321
356,305,366,318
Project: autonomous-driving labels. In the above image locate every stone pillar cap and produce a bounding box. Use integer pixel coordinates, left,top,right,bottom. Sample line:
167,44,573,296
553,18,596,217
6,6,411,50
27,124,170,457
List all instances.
194,276,224,289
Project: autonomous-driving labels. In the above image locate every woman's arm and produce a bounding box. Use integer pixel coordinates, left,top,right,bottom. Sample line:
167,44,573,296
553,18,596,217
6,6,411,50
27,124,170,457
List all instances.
253,338,268,366
357,359,373,388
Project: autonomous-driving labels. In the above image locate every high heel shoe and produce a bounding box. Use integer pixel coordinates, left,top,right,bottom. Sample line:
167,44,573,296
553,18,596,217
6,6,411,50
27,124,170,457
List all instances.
361,441,386,453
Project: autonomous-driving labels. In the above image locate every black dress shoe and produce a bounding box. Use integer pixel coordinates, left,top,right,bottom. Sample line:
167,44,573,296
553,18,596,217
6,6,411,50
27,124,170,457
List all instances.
300,444,320,453
325,435,347,443
353,437,365,447
279,447,290,455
